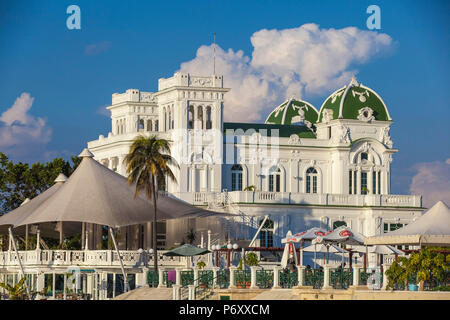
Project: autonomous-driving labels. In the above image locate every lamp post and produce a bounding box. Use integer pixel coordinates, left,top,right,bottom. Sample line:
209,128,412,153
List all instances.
226,243,239,269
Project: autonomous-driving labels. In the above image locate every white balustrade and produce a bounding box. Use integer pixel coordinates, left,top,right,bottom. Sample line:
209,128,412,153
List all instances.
0,249,185,269
174,191,421,208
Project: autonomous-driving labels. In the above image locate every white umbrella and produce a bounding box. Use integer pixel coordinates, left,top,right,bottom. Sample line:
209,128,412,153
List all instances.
303,243,346,253
303,243,346,267
281,227,330,267
320,226,366,268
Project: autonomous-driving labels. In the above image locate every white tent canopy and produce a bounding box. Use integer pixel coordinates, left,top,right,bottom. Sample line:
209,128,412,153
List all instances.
322,226,365,245
11,149,228,229
281,227,330,243
365,201,450,246
303,243,346,253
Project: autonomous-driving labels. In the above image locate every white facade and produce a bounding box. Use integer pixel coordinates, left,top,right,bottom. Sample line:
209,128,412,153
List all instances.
87,72,424,257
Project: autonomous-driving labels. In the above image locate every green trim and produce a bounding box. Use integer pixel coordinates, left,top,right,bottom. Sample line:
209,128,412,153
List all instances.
224,122,316,138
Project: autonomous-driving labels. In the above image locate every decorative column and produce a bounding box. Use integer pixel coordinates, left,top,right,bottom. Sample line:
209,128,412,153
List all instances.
175,268,182,286
172,285,181,300
351,264,361,288
207,230,211,251
212,267,219,288
157,268,165,288
250,266,258,289
272,266,281,289
63,274,67,300
356,169,361,195
193,267,199,286
323,265,331,289
229,266,237,288
188,285,196,300
382,262,391,290
296,265,305,287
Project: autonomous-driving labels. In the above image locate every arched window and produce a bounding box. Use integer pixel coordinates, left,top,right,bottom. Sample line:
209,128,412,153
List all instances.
361,152,368,161
147,119,152,132
206,106,212,129
269,167,281,192
197,106,203,129
168,111,172,130
259,219,274,247
231,164,243,191
333,220,347,230
164,108,167,131
138,119,145,131
306,167,318,193
155,120,159,132
188,106,194,129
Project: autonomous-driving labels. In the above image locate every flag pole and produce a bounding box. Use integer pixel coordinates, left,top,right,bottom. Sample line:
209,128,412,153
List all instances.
213,32,216,75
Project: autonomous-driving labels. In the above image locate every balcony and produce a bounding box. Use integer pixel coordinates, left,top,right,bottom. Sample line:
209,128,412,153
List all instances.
173,192,422,208
0,249,186,269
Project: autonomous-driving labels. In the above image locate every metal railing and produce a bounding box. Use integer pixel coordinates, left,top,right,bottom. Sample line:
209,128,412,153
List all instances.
303,269,324,289
279,269,298,288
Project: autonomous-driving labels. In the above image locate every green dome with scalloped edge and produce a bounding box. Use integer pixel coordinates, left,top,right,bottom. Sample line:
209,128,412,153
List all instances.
265,98,319,127
318,77,391,123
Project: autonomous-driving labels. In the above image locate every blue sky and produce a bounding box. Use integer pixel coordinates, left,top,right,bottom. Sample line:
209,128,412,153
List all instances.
0,0,449,200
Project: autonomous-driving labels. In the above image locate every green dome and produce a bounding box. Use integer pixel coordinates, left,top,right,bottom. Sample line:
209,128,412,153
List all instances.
318,77,391,123
265,98,319,127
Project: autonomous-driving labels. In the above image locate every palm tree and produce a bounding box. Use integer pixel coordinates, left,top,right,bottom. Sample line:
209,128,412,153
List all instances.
124,135,178,272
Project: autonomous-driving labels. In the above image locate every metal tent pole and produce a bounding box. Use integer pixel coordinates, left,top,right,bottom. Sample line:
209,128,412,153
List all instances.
109,227,130,293
8,227,31,299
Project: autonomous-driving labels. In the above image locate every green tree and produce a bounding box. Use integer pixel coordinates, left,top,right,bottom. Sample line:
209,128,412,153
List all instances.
0,276,27,300
124,135,178,272
0,152,81,215
245,252,259,267
386,247,450,291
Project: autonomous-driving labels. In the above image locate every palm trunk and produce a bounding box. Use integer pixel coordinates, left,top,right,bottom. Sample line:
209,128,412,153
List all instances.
152,175,158,273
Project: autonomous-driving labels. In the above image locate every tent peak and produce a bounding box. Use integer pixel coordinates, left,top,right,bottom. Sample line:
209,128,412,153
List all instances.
79,148,94,158
20,198,31,206
54,173,68,184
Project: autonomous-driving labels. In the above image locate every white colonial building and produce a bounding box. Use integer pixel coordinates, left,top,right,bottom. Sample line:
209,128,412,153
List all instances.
86,72,424,259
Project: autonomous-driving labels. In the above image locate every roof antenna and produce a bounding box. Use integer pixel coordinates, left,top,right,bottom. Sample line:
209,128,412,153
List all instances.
213,32,216,75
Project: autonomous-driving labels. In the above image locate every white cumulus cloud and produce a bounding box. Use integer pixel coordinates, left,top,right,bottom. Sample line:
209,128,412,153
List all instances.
179,23,394,122
409,159,450,208
0,93,52,158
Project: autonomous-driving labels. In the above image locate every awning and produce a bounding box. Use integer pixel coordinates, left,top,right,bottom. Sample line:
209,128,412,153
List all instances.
9,148,230,230
365,201,450,246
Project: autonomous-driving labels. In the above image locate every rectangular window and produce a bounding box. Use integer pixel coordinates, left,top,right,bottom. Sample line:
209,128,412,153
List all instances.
354,171,357,194
260,230,267,247
378,171,381,194
328,126,332,139
361,172,367,194
276,174,280,192
373,171,377,195
306,175,310,193
232,173,236,191
383,223,389,233
313,176,317,193
269,175,274,192
238,173,242,191
349,170,353,194
267,232,273,247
